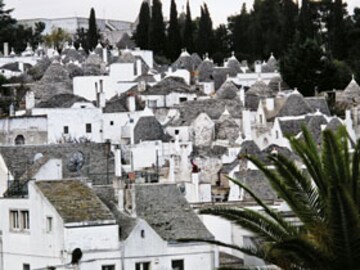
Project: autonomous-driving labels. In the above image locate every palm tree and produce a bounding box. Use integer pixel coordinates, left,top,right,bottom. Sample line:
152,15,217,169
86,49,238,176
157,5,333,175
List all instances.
199,127,360,270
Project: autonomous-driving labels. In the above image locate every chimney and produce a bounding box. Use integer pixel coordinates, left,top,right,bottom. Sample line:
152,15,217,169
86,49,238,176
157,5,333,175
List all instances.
114,145,122,177
239,88,245,106
118,189,125,211
136,58,142,76
25,91,35,110
95,82,99,94
102,48,108,64
242,109,252,140
9,103,14,117
99,79,104,93
18,62,24,73
254,60,262,73
137,81,146,92
265,98,274,111
192,171,200,202
3,42,9,57
127,95,136,112
98,92,106,108
168,154,176,183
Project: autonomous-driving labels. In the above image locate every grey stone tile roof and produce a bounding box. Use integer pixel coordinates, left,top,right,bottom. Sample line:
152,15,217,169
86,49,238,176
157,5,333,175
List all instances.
141,76,196,96
215,116,240,142
172,51,195,72
135,184,214,241
268,76,290,92
116,33,136,50
277,92,313,117
303,115,328,144
61,48,85,64
104,93,145,113
196,59,215,82
305,97,330,116
226,56,242,76
212,67,232,90
261,144,300,164
37,93,90,108
31,61,73,100
216,80,238,100
325,117,343,132
36,180,114,224
246,80,274,97
97,192,138,240
134,116,170,144
191,53,202,69
133,74,156,83
279,118,307,137
84,53,102,66
191,145,228,158
235,170,277,201
0,143,115,185
170,99,243,126
65,63,84,79
343,78,360,96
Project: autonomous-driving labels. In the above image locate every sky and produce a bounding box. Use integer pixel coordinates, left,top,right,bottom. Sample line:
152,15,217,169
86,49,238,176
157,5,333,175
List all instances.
4,0,359,26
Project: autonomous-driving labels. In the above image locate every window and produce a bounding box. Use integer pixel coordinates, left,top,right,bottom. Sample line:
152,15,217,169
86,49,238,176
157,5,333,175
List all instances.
141,229,145,238
23,264,30,270
86,123,92,133
275,130,279,139
102,265,115,270
10,210,19,230
81,105,86,109
15,135,25,145
148,100,157,108
179,97,187,103
10,210,29,231
259,115,263,124
175,129,180,135
21,210,30,230
172,260,184,270
135,262,150,270
46,216,53,233
63,126,69,134
110,121,114,126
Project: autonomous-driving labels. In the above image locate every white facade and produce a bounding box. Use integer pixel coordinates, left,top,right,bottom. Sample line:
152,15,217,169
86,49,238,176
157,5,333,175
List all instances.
0,181,120,270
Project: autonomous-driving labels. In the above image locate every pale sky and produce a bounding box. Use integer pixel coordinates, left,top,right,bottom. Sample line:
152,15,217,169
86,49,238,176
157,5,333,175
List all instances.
4,0,359,26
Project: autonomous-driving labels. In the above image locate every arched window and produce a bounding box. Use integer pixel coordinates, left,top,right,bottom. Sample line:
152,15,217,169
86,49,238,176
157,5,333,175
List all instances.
15,135,25,145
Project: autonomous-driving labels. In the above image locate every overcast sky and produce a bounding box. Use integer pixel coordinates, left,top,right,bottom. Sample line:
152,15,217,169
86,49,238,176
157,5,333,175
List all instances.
5,0,359,26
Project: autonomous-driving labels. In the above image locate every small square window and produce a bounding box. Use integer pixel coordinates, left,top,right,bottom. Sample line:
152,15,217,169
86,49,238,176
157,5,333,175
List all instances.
63,126,69,134
179,97,187,103
175,129,180,135
135,262,150,270
110,121,114,126
86,123,92,133
23,263,30,270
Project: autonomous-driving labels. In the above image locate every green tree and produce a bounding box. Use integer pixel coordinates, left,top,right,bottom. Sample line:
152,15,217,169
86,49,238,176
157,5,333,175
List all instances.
280,0,298,52
43,27,71,51
196,4,214,56
228,3,251,60
134,1,151,50
329,0,347,60
166,0,182,61
87,8,99,51
199,127,360,269
297,0,316,42
182,1,195,53
149,0,166,56
74,27,88,51
280,37,324,96
212,24,230,65
0,0,17,53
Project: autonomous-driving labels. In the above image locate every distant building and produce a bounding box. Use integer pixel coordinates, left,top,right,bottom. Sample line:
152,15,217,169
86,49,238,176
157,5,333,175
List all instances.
19,17,134,46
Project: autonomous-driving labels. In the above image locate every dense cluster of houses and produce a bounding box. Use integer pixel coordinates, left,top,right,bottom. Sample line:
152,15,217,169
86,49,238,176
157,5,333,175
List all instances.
0,39,359,270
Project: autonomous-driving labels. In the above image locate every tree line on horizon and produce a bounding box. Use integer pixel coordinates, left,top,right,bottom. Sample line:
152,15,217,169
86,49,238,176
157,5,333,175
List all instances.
134,0,360,96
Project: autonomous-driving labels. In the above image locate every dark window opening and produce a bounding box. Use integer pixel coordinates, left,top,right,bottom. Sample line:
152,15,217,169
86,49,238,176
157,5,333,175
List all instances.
15,135,25,145
141,229,145,238
64,126,69,134
172,260,184,270
175,129,180,135
23,264,30,270
135,262,150,270
102,265,115,270
179,97,187,103
86,123,92,133
110,121,114,126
